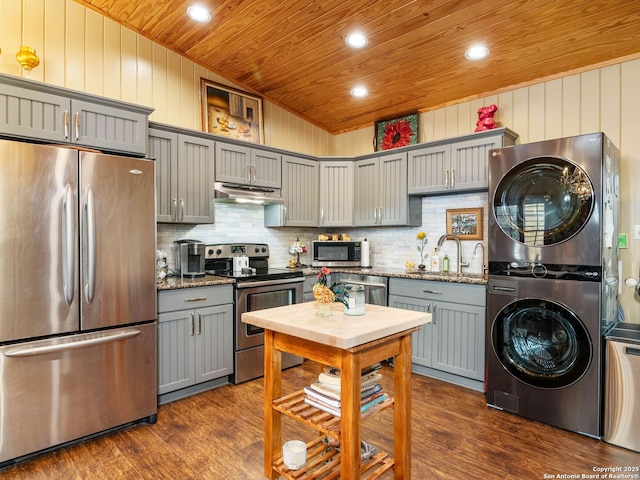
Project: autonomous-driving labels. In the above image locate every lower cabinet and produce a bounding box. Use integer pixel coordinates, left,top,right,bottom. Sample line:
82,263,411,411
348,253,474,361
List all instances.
388,278,486,390
157,285,233,398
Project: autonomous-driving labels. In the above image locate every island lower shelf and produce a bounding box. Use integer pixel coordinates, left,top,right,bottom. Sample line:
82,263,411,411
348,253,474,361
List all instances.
272,389,396,480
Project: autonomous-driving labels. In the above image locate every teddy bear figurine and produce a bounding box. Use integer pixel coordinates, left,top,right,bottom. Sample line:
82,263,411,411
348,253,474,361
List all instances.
474,104,498,132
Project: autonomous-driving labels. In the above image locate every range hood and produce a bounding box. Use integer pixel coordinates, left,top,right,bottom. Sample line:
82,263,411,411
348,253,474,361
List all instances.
214,182,284,205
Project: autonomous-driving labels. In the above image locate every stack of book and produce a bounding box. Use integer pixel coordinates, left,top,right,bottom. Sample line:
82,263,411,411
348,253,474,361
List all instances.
303,363,387,417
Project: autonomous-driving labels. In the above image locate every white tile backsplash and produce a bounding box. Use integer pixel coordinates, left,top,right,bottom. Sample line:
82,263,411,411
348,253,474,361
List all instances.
157,192,489,273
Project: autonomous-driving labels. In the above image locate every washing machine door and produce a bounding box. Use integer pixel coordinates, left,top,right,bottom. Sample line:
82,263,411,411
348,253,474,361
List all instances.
492,298,592,389
493,157,593,247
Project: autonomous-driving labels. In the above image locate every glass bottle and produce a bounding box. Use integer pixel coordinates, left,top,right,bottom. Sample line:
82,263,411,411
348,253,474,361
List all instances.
431,248,440,272
442,254,449,273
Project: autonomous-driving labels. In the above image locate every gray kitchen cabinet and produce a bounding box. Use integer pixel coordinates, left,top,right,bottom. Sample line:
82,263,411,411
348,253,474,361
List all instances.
354,151,421,226
407,128,518,195
318,160,354,227
215,142,281,188
157,285,233,397
0,73,151,156
264,154,319,227
388,278,486,391
149,124,215,224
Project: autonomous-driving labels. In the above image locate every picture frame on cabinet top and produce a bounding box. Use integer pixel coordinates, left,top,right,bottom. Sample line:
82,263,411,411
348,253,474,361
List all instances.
446,208,483,240
374,112,418,151
200,78,264,144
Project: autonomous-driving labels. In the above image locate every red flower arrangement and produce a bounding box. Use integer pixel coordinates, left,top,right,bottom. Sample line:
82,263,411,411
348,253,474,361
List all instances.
381,120,414,150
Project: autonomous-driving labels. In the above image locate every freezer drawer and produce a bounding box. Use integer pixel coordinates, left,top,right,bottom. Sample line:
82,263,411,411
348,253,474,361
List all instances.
604,328,640,452
0,322,157,466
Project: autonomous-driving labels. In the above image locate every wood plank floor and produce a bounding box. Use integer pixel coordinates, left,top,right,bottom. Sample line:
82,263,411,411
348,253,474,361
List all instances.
2,360,639,479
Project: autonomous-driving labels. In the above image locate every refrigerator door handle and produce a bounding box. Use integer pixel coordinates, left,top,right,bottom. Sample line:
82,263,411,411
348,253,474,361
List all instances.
63,184,75,305
3,329,142,357
85,187,96,303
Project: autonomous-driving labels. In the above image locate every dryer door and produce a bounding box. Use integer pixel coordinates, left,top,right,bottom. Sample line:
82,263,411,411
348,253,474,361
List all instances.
492,157,594,247
492,298,592,389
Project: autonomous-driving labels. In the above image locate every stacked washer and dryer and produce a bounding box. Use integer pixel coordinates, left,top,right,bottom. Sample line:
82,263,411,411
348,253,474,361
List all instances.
486,133,620,438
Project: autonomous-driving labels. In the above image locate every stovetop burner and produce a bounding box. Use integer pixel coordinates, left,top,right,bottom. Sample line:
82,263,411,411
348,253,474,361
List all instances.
205,243,303,283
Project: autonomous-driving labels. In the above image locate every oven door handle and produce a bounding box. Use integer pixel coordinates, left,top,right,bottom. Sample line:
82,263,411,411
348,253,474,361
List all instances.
234,277,304,288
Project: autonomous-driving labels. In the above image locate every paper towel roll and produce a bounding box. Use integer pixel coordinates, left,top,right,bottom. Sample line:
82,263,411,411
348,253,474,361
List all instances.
361,239,371,268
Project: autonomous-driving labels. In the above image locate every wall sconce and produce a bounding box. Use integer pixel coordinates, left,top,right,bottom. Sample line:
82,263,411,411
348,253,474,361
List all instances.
16,46,40,73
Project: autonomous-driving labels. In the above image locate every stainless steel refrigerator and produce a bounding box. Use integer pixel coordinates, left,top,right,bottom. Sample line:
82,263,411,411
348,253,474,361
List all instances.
0,140,157,467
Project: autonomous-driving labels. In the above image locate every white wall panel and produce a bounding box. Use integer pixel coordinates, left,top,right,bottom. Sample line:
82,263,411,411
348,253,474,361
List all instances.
544,78,562,139
85,8,104,96
580,69,600,134
561,74,580,137
65,0,84,92
103,17,121,100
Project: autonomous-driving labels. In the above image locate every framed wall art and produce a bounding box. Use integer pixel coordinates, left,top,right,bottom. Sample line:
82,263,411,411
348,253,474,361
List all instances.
446,208,483,240
374,113,418,151
200,79,264,144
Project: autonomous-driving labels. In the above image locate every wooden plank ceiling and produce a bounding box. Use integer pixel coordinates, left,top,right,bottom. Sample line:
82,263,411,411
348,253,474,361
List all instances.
75,0,640,134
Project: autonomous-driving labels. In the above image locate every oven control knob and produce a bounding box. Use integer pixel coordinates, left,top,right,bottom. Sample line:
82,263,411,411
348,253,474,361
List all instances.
254,247,260,253
261,246,267,253
207,248,214,255
216,249,222,255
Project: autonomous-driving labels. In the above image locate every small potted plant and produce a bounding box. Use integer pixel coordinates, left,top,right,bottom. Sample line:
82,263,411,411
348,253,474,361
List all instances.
416,231,428,270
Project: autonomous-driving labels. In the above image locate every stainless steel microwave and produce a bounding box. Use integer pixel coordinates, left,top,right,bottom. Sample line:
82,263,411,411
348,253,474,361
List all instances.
312,241,362,267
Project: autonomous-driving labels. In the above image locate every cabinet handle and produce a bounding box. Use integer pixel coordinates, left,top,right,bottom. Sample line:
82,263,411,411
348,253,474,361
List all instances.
283,206,287,225
432,304,437,324
451,169,456,188
74,112,80,141
179,199,184,221
198,313,202,335
320,208,324,225
184,297,207,302
378,207,382,224
63,110,69,139
252,165,257,184
190,313,195,336
171,198,177,221
373,207,378,223
246,164,252,183
422,290,443,295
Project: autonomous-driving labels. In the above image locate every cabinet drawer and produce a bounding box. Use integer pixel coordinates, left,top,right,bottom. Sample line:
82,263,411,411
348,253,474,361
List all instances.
158,285,233,313
389,278,485,306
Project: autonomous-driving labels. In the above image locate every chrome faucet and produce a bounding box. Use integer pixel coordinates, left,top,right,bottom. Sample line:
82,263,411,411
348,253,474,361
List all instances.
474,242,487,276
437,234,469,274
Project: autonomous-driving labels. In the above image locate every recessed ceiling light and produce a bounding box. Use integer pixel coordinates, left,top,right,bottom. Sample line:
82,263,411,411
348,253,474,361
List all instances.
465,45,489,60
345,32,368,49
187,5,212,23
350,86,368,98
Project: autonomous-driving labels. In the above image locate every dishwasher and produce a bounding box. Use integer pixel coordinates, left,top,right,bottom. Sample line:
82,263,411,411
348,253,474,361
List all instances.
604,323,640,452
332,273,388,306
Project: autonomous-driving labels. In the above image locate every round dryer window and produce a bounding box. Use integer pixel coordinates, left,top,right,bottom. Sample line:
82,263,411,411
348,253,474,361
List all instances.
492,298,592,389
493,157,594,246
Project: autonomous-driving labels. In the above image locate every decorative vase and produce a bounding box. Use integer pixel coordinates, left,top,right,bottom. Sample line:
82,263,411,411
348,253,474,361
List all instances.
313,283,335,317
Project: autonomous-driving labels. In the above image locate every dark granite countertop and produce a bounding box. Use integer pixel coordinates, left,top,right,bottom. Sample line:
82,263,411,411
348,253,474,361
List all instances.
299,266,487,285
157,274,236,291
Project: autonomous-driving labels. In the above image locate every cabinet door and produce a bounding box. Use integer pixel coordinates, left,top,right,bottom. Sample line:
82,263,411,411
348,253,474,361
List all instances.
177,134,215,224
449,135,503,192
158,310,196,395
215,142,251,184
388,294,434,368
431,301,485,380
149,128,179,223
72,99,148,155
319,161,354,227
279,155,318,226
353,158,379,226
378,152,409,225
407,144,450,194
251,148,281,188
0,83,69,143
194,304,233,383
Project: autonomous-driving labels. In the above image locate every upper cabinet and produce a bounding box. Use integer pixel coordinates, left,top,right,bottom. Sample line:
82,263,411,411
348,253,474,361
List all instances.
408,128,518,195
354,151,421,227
319,161,354,227
149,124,215,224
0,73,151,156
265,155,319,227
215,142,281,188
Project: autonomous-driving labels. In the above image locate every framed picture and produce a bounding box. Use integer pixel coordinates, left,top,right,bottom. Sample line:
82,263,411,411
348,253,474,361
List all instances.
374,113,418,151
446,208,483,240
200,79,264,144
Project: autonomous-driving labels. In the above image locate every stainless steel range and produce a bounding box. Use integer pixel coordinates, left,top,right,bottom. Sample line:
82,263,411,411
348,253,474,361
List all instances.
205,243,304,383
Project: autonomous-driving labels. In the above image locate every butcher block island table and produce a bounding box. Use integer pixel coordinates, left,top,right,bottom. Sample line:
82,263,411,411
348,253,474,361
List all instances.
242,301,431,480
